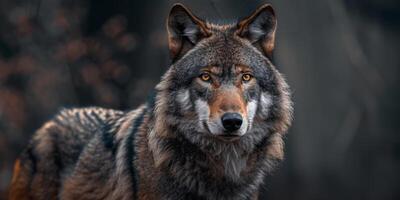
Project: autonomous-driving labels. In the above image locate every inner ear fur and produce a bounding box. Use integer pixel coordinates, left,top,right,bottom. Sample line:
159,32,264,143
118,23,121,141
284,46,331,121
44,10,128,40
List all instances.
167,3,210,61
236,4,277,59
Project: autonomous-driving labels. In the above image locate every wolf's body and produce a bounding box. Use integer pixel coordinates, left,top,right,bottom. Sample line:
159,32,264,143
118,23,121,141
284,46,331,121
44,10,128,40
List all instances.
10,4,293,200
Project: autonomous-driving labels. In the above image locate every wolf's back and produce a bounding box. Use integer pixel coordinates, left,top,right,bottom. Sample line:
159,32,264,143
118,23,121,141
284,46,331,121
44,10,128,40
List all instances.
9,107,125,200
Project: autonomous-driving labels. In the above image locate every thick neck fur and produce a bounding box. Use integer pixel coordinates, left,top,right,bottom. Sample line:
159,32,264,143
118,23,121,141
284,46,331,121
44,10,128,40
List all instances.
146,52,293,198
147,88,272,200
148,124,261,200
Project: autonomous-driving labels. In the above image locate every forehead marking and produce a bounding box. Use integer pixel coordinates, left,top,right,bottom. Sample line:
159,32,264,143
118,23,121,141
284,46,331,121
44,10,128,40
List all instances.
201,66,222,75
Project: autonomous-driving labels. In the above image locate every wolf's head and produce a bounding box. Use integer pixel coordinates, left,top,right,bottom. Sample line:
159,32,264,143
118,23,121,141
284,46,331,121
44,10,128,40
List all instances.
154,4,292,159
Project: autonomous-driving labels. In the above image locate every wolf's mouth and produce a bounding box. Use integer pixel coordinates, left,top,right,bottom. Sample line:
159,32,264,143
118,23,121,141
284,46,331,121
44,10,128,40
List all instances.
216,134,241,142
203,121,242,141
219,134,240,138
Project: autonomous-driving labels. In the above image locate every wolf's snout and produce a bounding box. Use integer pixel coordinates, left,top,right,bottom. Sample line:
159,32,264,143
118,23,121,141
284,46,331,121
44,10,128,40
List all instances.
221,113,243,132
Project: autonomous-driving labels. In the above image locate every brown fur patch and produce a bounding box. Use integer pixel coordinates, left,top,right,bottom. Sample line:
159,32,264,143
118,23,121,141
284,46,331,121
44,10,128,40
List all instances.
266,133,284,160
11,159,21,184
9,159,29,200
209,88,246,119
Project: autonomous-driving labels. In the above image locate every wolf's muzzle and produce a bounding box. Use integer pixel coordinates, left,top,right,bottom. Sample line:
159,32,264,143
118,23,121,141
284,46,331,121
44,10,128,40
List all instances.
221,112,243,132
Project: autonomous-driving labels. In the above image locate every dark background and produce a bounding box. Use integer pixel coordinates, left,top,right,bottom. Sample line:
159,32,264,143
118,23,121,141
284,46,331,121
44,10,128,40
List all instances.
0,0,399,199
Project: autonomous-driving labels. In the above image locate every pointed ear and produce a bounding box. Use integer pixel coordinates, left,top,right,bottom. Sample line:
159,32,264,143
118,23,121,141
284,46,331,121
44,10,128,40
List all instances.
167,4,210,61
236,4,277,59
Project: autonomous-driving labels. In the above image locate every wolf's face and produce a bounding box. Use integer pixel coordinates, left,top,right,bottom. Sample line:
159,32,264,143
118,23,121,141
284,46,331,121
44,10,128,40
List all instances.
171,43,275,142
156,4,291,147
191,64,259,139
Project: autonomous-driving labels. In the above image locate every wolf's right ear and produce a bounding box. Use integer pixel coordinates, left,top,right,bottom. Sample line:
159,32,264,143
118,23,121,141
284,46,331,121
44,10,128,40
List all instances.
167,4,210,61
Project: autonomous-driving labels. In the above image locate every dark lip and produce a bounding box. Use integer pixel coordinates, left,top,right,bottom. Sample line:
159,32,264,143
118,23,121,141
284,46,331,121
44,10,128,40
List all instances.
219,134,240,138
216,134,241,141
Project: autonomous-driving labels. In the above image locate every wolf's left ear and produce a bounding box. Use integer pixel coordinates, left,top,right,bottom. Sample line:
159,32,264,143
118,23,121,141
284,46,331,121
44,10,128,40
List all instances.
167,4,210,61
237,4,277,59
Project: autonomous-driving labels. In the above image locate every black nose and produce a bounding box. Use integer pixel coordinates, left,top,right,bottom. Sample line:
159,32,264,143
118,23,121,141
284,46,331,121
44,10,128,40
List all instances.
221,113,243,132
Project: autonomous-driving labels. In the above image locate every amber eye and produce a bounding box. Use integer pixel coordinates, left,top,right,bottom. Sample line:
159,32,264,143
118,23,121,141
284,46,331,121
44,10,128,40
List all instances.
200,73,211,82
242,74,253,82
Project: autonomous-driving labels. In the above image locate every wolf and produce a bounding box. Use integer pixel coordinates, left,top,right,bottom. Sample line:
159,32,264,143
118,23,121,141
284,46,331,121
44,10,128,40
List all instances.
9,3,293,200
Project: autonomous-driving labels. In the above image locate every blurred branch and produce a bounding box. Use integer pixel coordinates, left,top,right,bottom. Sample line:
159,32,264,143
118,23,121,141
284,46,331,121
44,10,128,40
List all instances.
332,105,361,156
328,0,384,92
35,0,42,20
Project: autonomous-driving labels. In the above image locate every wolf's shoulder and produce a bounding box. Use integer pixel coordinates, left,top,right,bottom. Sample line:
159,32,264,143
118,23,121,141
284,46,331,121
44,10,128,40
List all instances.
52,107,125,129
56,106,125,121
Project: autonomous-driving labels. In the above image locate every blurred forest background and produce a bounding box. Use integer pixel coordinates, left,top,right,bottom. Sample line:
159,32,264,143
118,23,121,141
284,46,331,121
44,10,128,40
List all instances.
0,0,399,199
